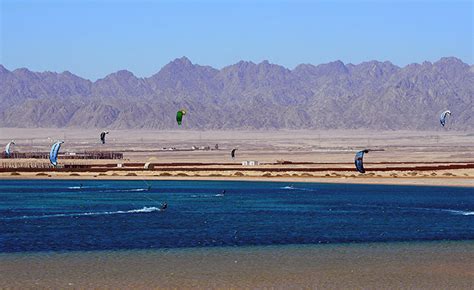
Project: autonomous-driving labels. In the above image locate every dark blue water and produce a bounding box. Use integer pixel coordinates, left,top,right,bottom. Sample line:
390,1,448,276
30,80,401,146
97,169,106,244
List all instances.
0,180,473,253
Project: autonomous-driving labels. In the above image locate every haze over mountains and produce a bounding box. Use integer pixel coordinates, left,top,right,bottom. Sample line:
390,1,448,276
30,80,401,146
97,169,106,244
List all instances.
0,57,472,130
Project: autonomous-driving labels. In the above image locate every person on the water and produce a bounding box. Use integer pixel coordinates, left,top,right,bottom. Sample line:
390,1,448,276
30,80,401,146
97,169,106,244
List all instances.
160,202,168,210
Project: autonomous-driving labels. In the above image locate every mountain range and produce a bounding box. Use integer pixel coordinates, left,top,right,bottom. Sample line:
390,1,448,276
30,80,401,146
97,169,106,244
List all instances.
0,57,472,130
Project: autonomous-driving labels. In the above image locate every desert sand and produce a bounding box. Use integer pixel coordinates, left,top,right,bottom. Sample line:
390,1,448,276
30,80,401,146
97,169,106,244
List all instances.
0,128,473,187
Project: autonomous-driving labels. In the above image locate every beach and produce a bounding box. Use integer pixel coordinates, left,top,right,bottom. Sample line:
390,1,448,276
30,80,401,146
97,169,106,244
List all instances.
1,242,473,289
1,129,473,187
2,174,474,187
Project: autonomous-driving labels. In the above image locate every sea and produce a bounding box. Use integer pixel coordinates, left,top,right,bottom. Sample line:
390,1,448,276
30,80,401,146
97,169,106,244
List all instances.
1,179,473,253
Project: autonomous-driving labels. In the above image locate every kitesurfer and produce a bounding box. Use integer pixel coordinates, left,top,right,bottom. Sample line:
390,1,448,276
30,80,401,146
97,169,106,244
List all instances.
440,110,451,127
176,109,187,126
49,141,64,167
354,149,369,173
160,202,168,210
100,131,109,144
231,148,237,159
5,141,15,158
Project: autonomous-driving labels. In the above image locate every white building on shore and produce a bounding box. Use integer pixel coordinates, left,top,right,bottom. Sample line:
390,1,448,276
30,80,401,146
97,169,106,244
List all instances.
242,160,259,166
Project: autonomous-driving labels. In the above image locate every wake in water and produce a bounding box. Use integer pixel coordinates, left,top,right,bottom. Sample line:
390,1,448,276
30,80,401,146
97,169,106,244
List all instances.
394,206,474,216
114,188,148,192
2,207,161,220
347,203,474,216
67,184,111,190
191,193,225,198
280,185,317,192
93,188,149,193
68,185,148,192
191,194,214,198
446,210,474,216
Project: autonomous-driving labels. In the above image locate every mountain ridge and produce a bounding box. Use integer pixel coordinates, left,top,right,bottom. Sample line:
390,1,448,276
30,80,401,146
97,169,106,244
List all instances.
0,57,472,130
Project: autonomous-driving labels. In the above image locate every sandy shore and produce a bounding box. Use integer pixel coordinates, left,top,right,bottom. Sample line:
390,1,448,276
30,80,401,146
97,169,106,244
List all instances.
1,241,473,289
2,129,473,187
1,173,474,187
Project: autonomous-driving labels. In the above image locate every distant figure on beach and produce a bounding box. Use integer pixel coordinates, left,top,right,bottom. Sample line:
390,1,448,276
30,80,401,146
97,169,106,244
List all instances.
160,202,168,211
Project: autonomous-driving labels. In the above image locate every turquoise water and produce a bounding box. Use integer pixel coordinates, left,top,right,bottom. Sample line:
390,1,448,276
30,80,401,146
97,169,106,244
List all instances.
0,180,473,253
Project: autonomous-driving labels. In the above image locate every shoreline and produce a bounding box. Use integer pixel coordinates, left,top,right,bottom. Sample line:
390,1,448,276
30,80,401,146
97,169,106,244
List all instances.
1,174,473,187
2,128,473,188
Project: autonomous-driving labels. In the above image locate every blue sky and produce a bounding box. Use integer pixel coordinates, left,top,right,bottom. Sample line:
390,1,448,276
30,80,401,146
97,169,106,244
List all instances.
1,0,472,80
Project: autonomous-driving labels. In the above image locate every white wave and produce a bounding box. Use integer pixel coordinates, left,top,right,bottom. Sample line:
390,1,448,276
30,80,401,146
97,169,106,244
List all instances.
68,185,111,190
296,188,317,192
3,207,161,220
190,194,210,198
408,207,474,216
445,210,474,216
215,194,224,197
98,188,149,193
281,185,317,192
120,207,160,213
394,206,474,216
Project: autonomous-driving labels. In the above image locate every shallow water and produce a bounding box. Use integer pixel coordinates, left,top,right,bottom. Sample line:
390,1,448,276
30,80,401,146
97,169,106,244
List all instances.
0,180,473,253
1,241,473,289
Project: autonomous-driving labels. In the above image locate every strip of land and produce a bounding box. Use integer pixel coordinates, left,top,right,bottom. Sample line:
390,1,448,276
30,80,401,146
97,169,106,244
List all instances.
1,129,473,187
2,173,474,187
1,241,473,289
